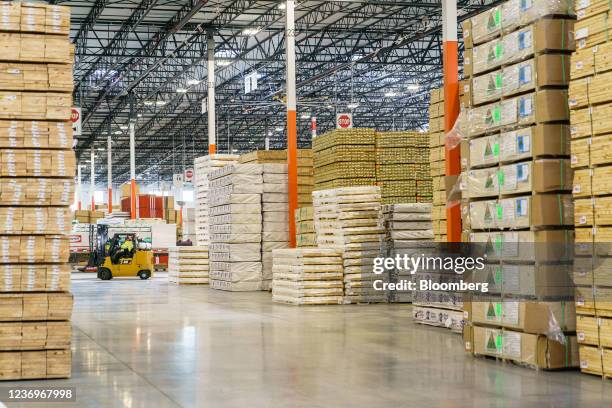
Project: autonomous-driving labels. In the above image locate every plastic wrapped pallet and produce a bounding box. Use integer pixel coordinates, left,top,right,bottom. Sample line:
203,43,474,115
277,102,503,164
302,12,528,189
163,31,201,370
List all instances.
168,246,209,285
382,204,435,303
313,186,385,303
208,164,264,291
272,248,344,305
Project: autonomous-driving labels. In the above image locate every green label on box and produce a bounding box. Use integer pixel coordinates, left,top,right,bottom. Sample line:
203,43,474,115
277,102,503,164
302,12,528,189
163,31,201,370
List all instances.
493,106,501,123
495,43,503,60
495,235,503,251
496,204,503,220
497,169,505,186
493,142,500,157
495,73,503,89
494,10,501,27
496,333,503,350
495,267,502,284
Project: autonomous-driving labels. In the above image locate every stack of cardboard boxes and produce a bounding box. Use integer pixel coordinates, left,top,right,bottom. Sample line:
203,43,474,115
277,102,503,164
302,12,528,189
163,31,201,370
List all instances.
428,88,447,242
0,2,73,380
570,0,612,377
460,0,579,369
375,131,432,204
208,164,264,291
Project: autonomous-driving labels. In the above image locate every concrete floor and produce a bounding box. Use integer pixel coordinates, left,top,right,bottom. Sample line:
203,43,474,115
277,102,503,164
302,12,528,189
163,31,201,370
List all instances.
5,273,612,408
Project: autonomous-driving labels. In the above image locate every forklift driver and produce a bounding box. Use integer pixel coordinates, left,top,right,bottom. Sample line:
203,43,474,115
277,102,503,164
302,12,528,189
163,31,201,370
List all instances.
113,235,135,263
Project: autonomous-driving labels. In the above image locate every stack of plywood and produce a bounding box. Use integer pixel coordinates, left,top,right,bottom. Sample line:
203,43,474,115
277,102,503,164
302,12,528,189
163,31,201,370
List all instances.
295,207,316,247
428,88,447,242
0,2,73,380
261,163,289,290
167,246,209,285
208,164,264,291
570,0,612,378
313,129,376,191
460,0,579,369
313,186,385,304
238,149,314,208
376,132,432,204
271,248,343,305
193,154,238,246
381,204,435,303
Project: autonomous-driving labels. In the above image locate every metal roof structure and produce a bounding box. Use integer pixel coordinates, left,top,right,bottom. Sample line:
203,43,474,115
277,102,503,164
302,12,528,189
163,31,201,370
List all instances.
55,0,498,184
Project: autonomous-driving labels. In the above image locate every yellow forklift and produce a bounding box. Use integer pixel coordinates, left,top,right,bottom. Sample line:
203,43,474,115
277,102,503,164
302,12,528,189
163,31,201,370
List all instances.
94,227,154,280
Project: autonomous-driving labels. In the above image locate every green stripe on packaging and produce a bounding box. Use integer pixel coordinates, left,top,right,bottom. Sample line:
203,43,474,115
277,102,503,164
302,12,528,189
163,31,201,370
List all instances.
557,194,563,225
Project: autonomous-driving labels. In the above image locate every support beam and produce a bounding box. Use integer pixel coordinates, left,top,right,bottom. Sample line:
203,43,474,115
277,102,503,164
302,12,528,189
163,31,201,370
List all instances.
207,31,216,154
107,128,113,214
90,147,95,211
77,164,82,211
286,0,298,248
311,116,317,139
130,122,137,219
442,0,461,243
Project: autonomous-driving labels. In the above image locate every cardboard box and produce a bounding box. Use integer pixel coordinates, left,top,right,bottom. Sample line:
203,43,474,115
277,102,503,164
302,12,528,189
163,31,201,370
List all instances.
473,325,579,369
471,300,575,333
469,229,573,262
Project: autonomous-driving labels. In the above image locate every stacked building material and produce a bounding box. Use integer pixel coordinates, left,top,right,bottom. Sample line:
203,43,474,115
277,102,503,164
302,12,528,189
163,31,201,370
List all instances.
570,0,612,378
208,164,264,291
239,149,314,208
376,132,432,204
428,88,447,242
460,0,579,369
313,186,385,303
295,207,316,247
261,163,289,290
168,246,209,284
381,204,435,303
0,2,73,380
313,129,376,191
271,248,344,305
193,154,239,246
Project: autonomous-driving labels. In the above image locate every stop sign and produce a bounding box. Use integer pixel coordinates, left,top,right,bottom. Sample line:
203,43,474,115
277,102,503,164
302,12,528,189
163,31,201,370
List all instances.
336,113,353,129
71,107,82,135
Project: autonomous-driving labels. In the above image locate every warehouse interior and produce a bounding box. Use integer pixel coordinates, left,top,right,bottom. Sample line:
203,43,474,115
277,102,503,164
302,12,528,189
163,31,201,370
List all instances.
2,0,612,406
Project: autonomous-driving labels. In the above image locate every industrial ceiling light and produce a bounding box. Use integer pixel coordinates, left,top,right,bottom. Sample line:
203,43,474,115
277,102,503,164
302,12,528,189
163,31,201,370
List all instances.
119,125,128,130
407,84,420,91
176,88,188,93
97,147,104,151
242,27,261,36
347,102,359,109
114,130,122,135
217,59,232,66
186,79,201,86
278,2,286,9
156,101,167,106
300,113,311,119
144,101,154,106
137,113,142,118
275,127,283,131
384,91,397,97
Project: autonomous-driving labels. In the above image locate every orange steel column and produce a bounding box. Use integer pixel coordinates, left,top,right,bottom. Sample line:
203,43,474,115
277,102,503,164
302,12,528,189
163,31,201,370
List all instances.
129,122,137,219
442,0,462,243
90,147,95,211
77,164,82,210
207,31,217,156
107,133,113,214
286,0,298,248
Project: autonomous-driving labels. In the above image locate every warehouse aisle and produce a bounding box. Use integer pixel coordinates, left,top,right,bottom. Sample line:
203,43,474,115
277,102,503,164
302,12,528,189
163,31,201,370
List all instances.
10,274,612,408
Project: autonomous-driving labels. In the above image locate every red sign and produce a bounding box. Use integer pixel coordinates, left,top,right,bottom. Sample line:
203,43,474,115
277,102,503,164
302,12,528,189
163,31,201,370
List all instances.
336,113,353,129
71,108,80,123
184,168,194,182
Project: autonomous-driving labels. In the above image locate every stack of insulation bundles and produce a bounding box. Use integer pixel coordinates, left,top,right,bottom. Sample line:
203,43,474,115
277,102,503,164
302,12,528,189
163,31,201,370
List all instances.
271,248,344,305
261,163,289,290
313,186,385,303
168,246,209,285
208,164,263,291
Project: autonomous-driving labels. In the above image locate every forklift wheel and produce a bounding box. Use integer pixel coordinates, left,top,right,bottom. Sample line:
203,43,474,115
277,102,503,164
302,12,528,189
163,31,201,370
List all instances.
138,270,151,280
98,268,112,280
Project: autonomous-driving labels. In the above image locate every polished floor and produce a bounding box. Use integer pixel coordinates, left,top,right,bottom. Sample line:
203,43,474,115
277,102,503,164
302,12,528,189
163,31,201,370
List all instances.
5,273,612,408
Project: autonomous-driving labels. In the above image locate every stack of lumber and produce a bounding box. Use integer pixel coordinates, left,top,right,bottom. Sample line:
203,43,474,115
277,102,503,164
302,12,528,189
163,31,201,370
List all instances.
313,186,385,304
73,210,104,224
313,129,376,191
239,149,314,207
261,163,289,290
428,88,447,242
295,206,316,247
0,2,73,380
376,132,432,204
208,164,263,291
271,248,343,305
460,0,579,369
570,0,612,378
167,246,209,285
381,203,435,303
193,154,238,246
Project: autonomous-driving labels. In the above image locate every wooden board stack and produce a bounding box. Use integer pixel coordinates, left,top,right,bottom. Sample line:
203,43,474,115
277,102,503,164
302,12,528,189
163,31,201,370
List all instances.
460,0,579,369
376,132,432,204
271,248,344,305
193,154,239,247
570,0,612,378
313,186,385,303
428,88,447,242
208,164,264,291
261,163,289,290
381,204,435,303
167,246,209,285
295,206,316,247
313,129,377,191
0,2,73,380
